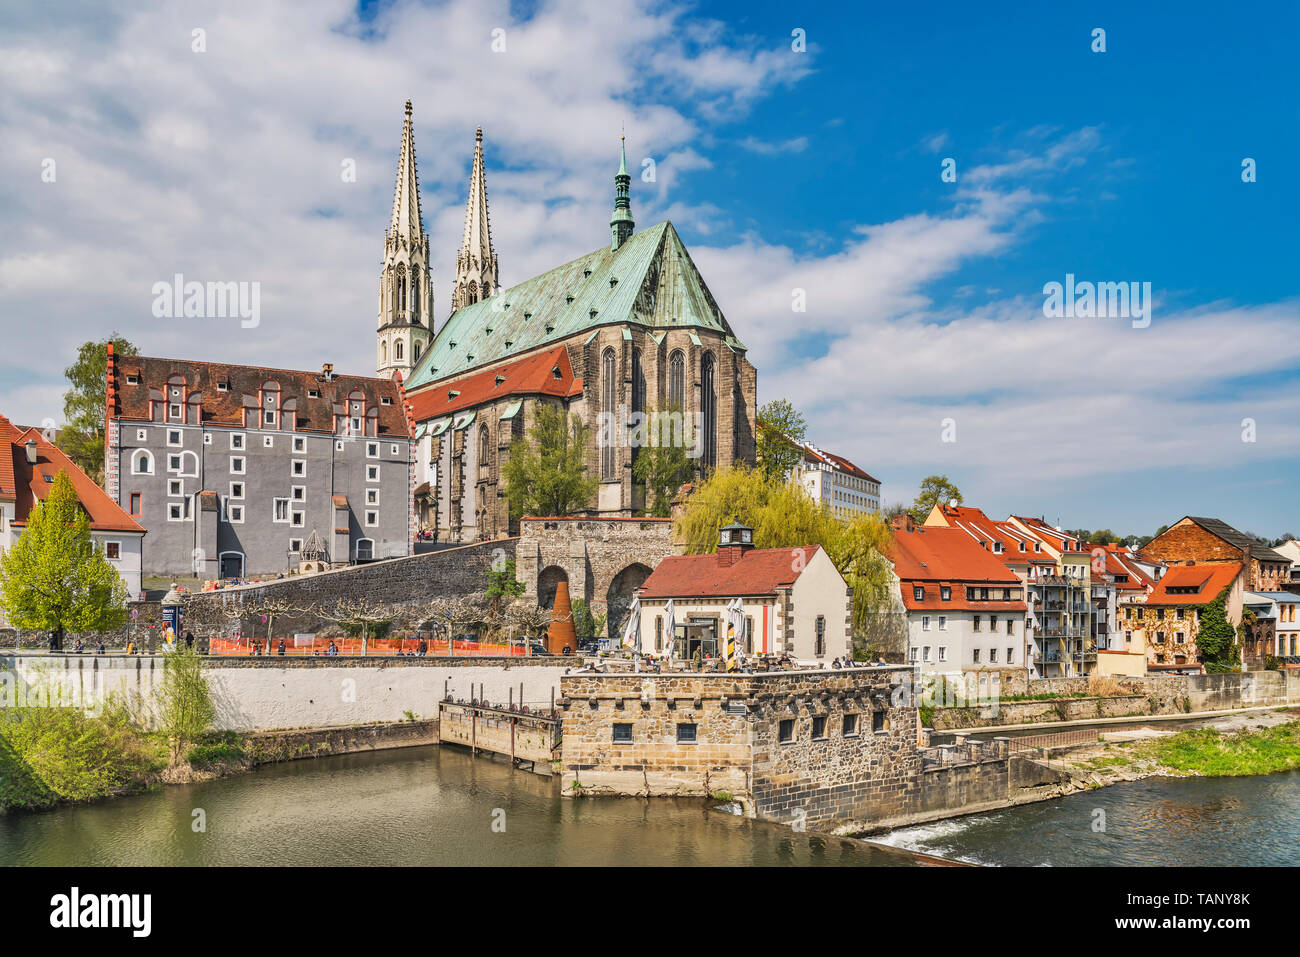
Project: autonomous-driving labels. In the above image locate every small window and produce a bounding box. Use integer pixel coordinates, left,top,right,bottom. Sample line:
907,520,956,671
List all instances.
291,511,305,527
367,442,379,458
842,714,858,736
676,723,697,744
778,719,794,743
913,585,924,601
126,375,139,385
1006,646,1014,662
216,381,228,392
872,711,886,733
129,492,142,517
136,429,147,441
973,649,981,663
940,586,951,601
811,716,827,740
308,389,320,399
168,480,182,496
229,482,244,499
203,434,212,445
612,723,633,743
391,444,400,456
104,542,120,560
230,457,245,474
263,435,274,447
365,510,379,527
366,489,379,506
228,504,244,523
167,429,182,446
289,539,303,552
291,486,305,501
273,499,289,522
168,454,181,471
381,397,392,406
293,437,305,452
367,465,379,482
168,504,184,521
230,433,245,450
292,460,306,476
335,440,345,452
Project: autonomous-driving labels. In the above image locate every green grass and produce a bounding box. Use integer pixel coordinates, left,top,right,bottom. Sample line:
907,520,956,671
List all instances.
186,732,247,769
1142,721,1300,777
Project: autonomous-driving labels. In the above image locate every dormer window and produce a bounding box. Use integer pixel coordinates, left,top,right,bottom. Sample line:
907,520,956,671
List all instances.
545,323,555,333
485,327,492,335
552,366,562,380
381,397,391,405
565,295,574,304
583,269,591,278
308,389,320,398
448,389,460,399
126,375,140,385
589,308,598,318
610,277,618,288
494,375,505,386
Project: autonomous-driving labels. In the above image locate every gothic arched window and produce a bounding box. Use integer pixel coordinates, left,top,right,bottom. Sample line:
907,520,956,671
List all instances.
478,425,491,476
411,273,420,322
413,342,421,362
397,272,407,313
631,348,645,468
395,340,404,361
701,351,717,470
481,281,491,299
668,350,685,410
466,283,478,305
601,347,617,481
380,340,388,364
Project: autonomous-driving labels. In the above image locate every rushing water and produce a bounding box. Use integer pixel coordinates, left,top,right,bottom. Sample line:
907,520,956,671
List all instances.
4,746,1296,866
872,771,1300,866
0,746,912,867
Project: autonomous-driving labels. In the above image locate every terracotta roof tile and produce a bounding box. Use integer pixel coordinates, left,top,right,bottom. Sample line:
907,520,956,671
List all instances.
637,544,821,599
1147,562,1241,605
407,346,577,422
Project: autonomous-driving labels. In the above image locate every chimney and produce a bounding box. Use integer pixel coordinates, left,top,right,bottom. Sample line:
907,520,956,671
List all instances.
24,439,37,465
322,362,335,382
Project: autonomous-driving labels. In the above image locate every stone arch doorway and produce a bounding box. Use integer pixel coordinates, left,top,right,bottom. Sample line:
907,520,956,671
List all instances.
537,565,569,610
606,562,652,641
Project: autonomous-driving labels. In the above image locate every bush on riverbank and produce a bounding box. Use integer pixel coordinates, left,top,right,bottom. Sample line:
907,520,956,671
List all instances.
0,703,164,811
1143,720,1300,777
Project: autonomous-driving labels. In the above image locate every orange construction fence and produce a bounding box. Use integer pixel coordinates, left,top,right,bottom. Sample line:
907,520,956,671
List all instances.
207,635,530,657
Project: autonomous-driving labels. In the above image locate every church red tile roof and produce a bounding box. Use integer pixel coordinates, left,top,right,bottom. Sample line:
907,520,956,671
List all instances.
1146,562,1241,605
2,417,144,533
637,544,821,599
108,352,408,436
407,345,577,421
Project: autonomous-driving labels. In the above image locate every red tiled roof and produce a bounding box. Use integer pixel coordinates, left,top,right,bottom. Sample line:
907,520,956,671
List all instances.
0,415,16,503
3,418,144,533
1086,543,1158,590
109,353,408,436
890,524,1025,611
637,544,822,599
1146,562,1241,605
798,442,880,484
931,504,1054,567
407,346,577,422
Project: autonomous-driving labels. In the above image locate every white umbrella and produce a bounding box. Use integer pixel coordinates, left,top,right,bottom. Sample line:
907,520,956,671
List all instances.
621,595,642,655
664,599,676,663
732,596,747,668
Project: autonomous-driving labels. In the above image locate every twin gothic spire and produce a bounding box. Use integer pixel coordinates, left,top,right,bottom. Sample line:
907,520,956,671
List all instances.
379,101,637,376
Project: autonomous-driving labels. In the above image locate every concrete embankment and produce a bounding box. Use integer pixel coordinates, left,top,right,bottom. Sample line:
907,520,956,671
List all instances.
1,654,570,732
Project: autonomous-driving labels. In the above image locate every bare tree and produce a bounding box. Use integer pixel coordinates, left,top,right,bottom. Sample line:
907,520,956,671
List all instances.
314,597,401,656
505,600,552,651
245,594,303,651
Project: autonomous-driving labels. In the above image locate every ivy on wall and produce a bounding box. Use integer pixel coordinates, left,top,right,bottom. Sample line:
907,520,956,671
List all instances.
1197,584,1240,673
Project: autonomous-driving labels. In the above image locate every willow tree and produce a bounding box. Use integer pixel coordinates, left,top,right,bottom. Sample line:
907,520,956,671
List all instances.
0,472,126,649
674,465,901,657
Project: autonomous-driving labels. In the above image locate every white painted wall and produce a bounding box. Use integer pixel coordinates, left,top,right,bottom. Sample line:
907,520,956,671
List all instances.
1,655,566,732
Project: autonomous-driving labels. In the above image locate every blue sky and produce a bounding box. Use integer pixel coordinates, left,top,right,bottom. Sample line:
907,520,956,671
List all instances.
2,0,1298,537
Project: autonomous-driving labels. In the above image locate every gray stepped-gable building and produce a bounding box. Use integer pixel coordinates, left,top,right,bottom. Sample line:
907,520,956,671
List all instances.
104,348,414,579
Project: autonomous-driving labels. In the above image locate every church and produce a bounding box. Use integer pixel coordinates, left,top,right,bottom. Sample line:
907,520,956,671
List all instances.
376,102,758,542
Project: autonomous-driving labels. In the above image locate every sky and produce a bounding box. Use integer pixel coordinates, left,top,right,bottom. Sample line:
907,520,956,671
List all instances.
1,0,1298,538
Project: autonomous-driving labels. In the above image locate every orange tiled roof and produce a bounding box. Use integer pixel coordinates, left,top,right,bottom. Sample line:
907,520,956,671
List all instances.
1146,562,1241,605
637,544,821,599
0,415,16,503
890,524,1025,612
407,346,578,422
3,418,144,533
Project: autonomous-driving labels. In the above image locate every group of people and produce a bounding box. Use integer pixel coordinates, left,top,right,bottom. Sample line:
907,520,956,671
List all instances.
394,639,430,657
38,631,200,655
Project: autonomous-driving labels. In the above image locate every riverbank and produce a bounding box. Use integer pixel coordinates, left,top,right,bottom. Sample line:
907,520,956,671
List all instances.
0,714,441,814
843,708,1300,840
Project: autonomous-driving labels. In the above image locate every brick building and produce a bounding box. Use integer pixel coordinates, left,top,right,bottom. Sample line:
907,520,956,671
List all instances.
105,350,414,579
1141,516,1290,592
1122,562,1243,673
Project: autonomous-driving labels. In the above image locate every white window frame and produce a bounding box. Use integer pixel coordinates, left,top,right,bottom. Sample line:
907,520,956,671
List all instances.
230,456,246,475
168,479,183,497
291,459,306,477
230,432,245,450
289,538,303,553
291,485,306,501
273,498,290,523
226,500,245,524
937,615,947,631
365,510,379,527
131,449,154,475
366,441,379,458
103,540,122,562
937,646,947,662
293,436,305,452
167,502,185,522
167,429,183,447
921,615,931,631
291,510,305,528
366,464,379,482
365,488,379,506
263,435,274,448
229,481,245,500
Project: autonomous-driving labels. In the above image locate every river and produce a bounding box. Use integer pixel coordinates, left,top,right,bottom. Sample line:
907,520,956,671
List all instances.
3,747,1296,866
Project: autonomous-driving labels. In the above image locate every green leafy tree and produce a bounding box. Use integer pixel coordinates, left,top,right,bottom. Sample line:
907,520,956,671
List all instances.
632,404,695,517
59,335,137,486
485,557,525,616
909,475,962,523
1197,587,1240,673
0,471,127,648
157,644,215,764
503,403,598,520
755,399,807,481
570,598,606,640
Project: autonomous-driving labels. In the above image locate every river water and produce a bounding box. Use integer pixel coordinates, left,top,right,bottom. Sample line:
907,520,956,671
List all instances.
3,746,1295,866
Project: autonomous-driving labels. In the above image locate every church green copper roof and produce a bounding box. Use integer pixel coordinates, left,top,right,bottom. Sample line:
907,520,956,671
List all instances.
406,220,744,388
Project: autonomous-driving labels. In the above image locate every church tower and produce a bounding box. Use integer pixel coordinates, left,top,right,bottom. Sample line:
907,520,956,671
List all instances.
610,135,635,250
377,100,432,380
450,128,499,313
